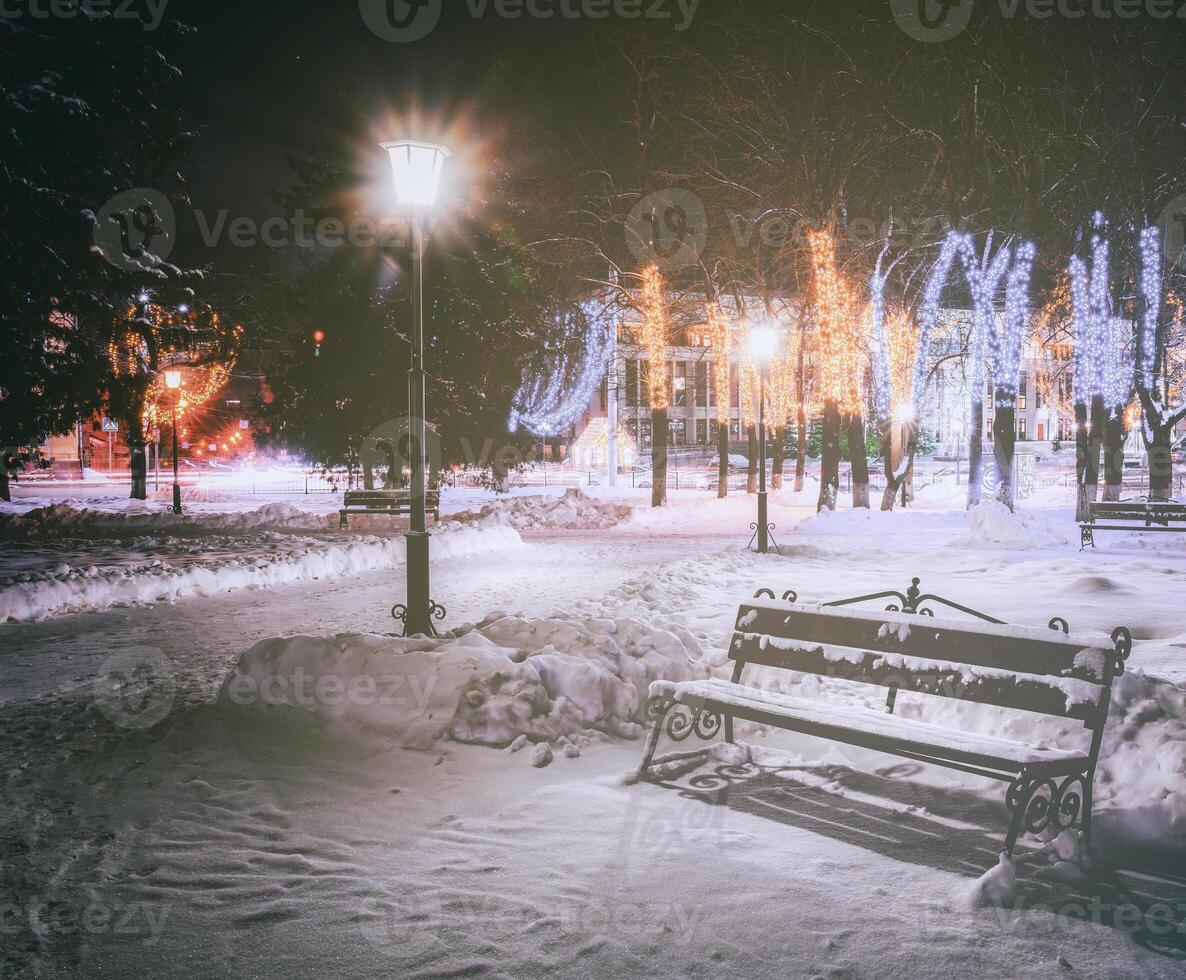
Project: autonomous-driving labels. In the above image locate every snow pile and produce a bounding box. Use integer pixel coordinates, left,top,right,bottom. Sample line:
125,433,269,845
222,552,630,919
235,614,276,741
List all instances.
452,488,637,531
0,500,330,537
150,484,234,503
0,522,521,622
967,499,1072,549
217,613,708,749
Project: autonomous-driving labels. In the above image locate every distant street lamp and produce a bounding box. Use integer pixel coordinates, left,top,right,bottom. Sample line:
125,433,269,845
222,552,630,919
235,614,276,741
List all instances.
165,369,183,515
381,138,451,636
749,326,779,554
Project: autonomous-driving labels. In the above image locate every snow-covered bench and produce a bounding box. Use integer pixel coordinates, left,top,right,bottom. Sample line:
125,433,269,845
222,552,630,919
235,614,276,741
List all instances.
1079,499,1186,548
635,578,1132,856
339,489,440,528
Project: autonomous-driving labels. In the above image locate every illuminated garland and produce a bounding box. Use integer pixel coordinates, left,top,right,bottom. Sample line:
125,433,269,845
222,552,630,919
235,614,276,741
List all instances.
1068,214,1130,413
885,310,917,412
867,271,892,423
640,265,669,410
959,235,1012,411
508,299,614,437
807,229,862,414
912,231,969,402
705,300,732,425
994,241,1037,406
767,321,799,432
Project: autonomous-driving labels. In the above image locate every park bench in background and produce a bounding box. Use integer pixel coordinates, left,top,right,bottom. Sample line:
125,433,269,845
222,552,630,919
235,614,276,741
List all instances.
339,489,440,528
1079,499,1186,548
636,577,1131,856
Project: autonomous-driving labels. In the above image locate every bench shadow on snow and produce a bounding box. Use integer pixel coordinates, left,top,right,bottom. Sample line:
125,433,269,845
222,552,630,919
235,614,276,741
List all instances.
650,758,1186,958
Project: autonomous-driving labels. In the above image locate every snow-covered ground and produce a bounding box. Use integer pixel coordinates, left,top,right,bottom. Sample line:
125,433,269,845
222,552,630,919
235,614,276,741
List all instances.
3,479,1186,977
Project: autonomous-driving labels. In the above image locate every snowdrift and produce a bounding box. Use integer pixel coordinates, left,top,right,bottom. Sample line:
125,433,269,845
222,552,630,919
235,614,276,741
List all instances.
0,500,331,537
0,522,521,622
217,614,708,749
450,487,637,531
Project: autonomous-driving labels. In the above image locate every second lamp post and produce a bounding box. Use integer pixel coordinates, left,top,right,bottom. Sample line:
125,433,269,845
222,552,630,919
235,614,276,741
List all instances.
749,326,779,554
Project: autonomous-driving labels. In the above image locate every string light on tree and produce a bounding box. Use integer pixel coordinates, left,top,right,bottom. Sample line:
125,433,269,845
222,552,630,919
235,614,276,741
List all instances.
508,300,614,437
639,264,670,410
807,228,862,414
705,300,732,428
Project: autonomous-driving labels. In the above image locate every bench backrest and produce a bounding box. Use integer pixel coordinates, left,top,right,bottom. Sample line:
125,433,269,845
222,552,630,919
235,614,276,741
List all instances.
730,599,1123,729
344,490,439,503
1089,501,1186,518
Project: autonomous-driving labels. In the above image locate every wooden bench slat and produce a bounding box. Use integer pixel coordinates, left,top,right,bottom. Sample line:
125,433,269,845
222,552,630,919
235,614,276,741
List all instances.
651,679,1090,773
728,634,1105,722
732,601,1108,681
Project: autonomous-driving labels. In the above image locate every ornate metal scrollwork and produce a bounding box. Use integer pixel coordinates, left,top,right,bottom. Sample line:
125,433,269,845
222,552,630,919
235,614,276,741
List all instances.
1110,626,1132,676
1006,771,1087,840
1049,617,1070,634
753,588,776,599
781,590,798,602
391,599,447,637
664,701,723,742
645,695,675,722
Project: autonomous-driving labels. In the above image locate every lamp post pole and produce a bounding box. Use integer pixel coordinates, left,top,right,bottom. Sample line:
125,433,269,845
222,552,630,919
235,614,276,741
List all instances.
171,399,182,515
757,366,769,554
405,215,433,636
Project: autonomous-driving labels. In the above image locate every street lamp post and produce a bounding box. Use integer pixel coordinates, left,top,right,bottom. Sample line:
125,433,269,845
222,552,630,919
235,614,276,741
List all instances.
381,138,451,637
749,326,779,554
165,369,182,515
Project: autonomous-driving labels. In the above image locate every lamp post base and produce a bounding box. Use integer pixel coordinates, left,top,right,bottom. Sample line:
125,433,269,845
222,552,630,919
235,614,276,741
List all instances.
396,530,444,636
171,484,183,515
757,491,769,553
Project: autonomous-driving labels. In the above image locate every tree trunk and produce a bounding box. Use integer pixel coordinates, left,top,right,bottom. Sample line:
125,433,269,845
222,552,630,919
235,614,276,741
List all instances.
1102,410,1126,502
1074,401,1091,521
794,406,806,493
879,419,897,511
651,407,668,507
771,427,785,491
746,425,757,494
847,414,869,509
0,468,9,502
1147,422,1174,501
993,398,1016,512
817,401,840,512
967,397,984,509
716,421,728,498
129,441,148,500
363,458,376,491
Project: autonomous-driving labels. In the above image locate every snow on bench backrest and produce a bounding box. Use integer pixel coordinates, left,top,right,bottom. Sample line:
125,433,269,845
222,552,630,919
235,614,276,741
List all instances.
730,599,1115,724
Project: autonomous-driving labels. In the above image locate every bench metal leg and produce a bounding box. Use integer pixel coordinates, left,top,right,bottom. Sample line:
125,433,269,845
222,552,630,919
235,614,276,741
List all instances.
1079,525,1094,550
635,699,673,782
339,510,348,529
1004,769,1092,856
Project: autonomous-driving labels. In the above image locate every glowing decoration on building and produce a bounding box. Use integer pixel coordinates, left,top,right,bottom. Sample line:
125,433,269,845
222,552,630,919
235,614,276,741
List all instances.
639,264,670,410
508,300,614,438
568,417,638,468
807,229,862,413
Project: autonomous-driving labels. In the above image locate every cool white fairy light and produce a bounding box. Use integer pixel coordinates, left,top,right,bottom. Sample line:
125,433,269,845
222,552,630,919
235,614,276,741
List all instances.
868,270,892,424
912,231,968,400
508,300,614,437
1068,215,1131,412
995,241,1036,405
1138,224,1162,397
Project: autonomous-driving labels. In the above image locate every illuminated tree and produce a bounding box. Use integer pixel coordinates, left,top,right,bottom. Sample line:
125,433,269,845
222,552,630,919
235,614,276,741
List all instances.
639,265,669,507
807,228,863,511
106,297,241,499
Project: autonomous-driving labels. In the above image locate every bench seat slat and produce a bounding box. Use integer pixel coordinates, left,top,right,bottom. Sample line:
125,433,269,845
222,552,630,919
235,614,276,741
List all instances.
729,634,1105,722
734,601,1109,681
651,678,1089,772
